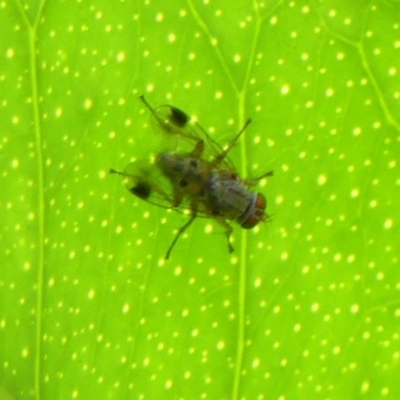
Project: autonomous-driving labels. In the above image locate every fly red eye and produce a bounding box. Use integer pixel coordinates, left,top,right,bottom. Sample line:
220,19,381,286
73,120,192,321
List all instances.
240,193,267,229
241,214,260,229
255,193,266,211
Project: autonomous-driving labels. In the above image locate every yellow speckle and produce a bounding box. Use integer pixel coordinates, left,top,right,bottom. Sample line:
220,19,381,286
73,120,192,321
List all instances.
156,13,163,21
276,195,284,204
83,98,93,109
217,341,225,350
311,303,319,312
326,88,334,97
191,329,199,337
55,107,62,117
350,188,360,198
270,16,278,24
168,33,176,42
204,224,213,233
384,219,393,229
334,253,342,262
381,387,389,396
373,121,381,129
122,303,130,313
317,174,327,185
88,289,95,299
143,357,150,367
376,272,384,281
252,358,260,368
11,159,19,168
281,84,290,95
350,304,359,314
165,380,173,389
360,380,370,393
233,54,241,63
6,48,14,58
174,266,182,276
117,52,125,62
182,309,189,317
347,254,356,263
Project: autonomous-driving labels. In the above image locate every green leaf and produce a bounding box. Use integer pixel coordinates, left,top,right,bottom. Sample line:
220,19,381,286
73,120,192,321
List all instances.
1,0,399,399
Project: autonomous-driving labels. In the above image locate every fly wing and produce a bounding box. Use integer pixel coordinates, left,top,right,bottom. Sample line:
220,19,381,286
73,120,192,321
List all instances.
140,96,238,170
111,159,216,219
118,160,176,210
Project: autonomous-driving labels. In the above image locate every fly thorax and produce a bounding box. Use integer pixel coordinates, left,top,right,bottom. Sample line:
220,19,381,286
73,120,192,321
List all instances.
206,173,253,219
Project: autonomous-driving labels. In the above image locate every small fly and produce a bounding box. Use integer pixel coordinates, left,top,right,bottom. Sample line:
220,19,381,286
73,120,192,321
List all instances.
110,95,273,259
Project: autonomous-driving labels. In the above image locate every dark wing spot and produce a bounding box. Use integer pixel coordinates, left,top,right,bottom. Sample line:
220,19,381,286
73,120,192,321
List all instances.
170,107,189,127
131,181,152,199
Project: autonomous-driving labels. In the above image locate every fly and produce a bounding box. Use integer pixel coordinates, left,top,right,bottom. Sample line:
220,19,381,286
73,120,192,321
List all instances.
110,95,273,259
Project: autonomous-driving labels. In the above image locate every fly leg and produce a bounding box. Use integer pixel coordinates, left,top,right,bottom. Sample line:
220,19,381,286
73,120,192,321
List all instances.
165,211,197,260
246,170,274,186
211,119,252,167
215,218,234,254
